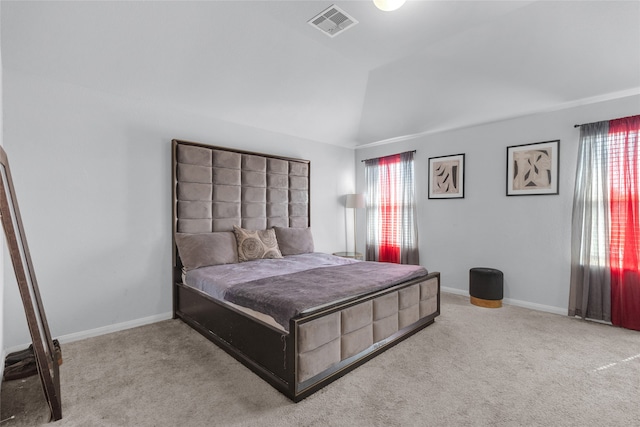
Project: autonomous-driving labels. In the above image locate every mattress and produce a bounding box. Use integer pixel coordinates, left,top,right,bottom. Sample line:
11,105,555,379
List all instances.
183,252,428,332
184,253,359,331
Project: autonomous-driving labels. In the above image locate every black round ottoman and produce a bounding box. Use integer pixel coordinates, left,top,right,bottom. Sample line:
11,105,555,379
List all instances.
469,268,503,308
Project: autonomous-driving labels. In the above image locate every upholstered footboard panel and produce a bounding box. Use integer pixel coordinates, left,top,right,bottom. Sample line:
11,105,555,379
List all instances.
296,274,439,384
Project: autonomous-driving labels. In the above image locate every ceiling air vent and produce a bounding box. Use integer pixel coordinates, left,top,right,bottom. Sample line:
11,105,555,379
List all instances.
308,5,358,38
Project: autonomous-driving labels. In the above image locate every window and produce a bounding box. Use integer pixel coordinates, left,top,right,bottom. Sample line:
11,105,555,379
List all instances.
364,151,419,264
608,122,640,272
570,115,640,331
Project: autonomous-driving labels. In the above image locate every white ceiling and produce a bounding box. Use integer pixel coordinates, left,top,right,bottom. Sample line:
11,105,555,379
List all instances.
2,1,639,148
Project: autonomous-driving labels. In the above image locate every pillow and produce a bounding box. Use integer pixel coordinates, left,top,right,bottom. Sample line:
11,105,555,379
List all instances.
175,232,238,270
233,226,283,262
273,227,315,256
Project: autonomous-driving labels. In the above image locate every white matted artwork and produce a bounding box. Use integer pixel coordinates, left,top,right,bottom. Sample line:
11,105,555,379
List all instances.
506,140,559,196
428,153,465,199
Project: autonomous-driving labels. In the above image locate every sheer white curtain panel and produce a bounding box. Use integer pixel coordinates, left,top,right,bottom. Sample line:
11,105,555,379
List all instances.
569,121,611,321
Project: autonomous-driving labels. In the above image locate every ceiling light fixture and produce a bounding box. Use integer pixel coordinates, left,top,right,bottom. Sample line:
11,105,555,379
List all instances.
373,0,406,12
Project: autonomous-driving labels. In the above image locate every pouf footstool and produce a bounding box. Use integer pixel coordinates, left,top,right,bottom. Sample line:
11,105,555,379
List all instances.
469,267,503,308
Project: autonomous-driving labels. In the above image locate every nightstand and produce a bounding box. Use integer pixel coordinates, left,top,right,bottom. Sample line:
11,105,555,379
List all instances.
332,252,363,260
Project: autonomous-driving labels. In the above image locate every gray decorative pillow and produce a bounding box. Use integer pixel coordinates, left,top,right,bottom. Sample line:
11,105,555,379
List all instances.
233,226,283,262
175,232,239,270
274,227,315,256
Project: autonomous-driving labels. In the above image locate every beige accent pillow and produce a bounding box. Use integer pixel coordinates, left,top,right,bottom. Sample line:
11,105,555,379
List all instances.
233,226,283,262
175,232,239,270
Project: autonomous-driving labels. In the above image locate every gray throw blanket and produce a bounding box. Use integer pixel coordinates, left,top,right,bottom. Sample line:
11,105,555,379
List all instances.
225,261,427,331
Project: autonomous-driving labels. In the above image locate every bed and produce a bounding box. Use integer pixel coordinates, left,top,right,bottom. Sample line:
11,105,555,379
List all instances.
172,139,440,401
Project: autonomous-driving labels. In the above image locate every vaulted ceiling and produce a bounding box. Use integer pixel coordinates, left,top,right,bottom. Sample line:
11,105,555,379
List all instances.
2,1,639,148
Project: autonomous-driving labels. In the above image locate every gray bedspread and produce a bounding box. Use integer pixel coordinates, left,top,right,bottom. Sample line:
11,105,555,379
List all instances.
185,253,358,300
224,261,427,331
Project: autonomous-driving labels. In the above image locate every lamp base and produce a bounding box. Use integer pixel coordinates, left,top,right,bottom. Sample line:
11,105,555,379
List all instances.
333,252,363,260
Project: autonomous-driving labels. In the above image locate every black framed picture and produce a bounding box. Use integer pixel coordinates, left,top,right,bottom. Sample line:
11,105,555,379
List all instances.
428,153,465,199
506,140,559,196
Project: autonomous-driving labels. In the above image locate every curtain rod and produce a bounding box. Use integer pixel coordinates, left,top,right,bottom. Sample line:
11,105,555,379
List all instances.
574,114,638,128
360,150,416,163
574,120,602,128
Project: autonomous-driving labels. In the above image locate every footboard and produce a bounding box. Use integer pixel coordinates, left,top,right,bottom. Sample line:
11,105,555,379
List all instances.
289,272,440,400
176,271,440,402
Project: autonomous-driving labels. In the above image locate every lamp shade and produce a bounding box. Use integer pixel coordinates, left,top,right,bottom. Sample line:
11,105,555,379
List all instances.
346,193,366,209
373,0,406,12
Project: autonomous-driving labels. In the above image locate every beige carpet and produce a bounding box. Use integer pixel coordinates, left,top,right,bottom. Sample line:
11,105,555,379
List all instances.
2,293,640,426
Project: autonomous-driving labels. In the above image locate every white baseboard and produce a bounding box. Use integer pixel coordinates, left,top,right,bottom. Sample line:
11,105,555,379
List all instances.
441,286,468,297
4,312,173,355
58,312,174,344
504,298,567,316
441,287,567,316
3,289,568,356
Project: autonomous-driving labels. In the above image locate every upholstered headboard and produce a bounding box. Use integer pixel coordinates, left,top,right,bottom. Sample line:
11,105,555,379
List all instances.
172,139,310,234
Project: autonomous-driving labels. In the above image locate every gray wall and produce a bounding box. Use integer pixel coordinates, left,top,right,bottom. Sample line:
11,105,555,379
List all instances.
2,69,356,348
355,95,640,313
2,57,637,350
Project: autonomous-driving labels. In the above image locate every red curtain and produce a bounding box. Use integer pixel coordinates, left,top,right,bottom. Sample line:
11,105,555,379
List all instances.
378,154,400,263
609,115,640,331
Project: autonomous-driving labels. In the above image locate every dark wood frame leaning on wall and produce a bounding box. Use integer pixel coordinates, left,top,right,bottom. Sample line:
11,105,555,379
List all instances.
0,146,62,421
172,139,441,401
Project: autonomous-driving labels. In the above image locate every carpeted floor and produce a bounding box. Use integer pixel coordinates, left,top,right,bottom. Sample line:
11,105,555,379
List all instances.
2,293,640,426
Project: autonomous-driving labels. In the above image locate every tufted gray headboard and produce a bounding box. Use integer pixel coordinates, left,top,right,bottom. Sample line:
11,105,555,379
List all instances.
172,139,310,235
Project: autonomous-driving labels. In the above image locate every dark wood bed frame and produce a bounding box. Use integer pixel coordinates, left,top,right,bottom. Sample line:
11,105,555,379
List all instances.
172,139,440,401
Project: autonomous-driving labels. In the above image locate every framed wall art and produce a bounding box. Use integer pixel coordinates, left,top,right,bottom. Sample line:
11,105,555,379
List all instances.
428,153,465,199
506,140,559,196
